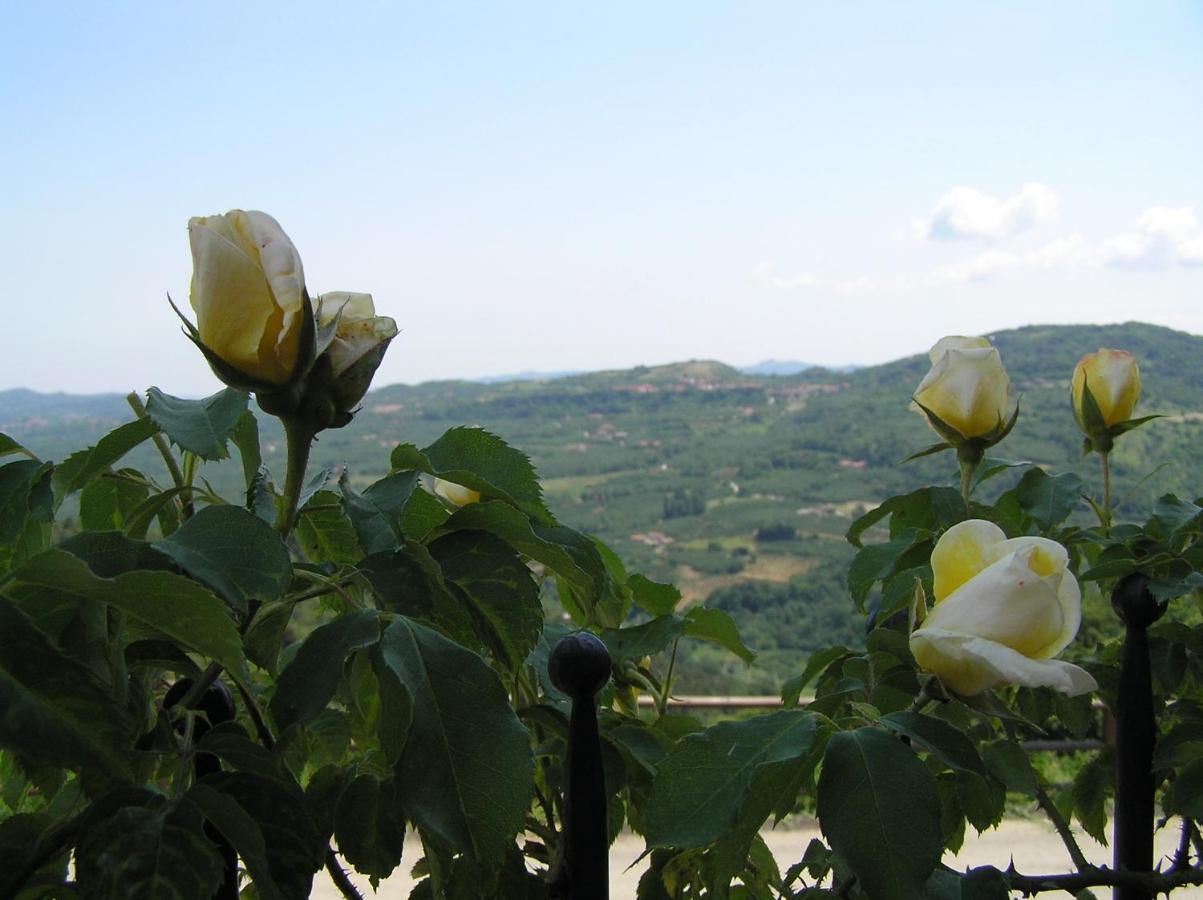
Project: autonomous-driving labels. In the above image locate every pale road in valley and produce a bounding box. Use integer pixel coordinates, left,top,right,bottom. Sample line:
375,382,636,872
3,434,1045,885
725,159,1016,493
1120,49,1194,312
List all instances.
311,818,1203,898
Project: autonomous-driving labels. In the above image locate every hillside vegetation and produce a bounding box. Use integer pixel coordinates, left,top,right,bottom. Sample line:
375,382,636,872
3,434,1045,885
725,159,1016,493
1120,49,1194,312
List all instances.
6,321,1202,689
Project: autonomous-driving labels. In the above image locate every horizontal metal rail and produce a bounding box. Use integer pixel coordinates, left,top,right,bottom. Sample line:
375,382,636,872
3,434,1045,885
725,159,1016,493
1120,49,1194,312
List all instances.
636,695,1112,753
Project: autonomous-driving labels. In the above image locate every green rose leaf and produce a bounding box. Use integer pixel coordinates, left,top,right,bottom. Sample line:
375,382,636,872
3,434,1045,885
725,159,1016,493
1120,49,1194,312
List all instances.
295,490,362,566
79,467,150,532
848,529,923,610
359,544,478,648
145,386,249,461
602,615,684,664
981,739,1038,797
683,607,755,663
0,433,35,460
378,616,533,868
185,783,285,900
74,804,225,900
59,530,175,578
270,609,381,732
51,417,159,503
817,727,942,900
0,459,54,574
340,469,421,553
197,771,325,900
432,500,620,623
334,775,406,885
925,865,1011,900
879,711,988,776
1010,468,1084,530
628,574,681,617
152,505,291,614
645,710,819,848
0,594,135,780
429,530,543,670
1163,755,1203,821
846,487,962,548
7,549,248,691
1071,748,1114,845
196,724,293,785
228,409,263,492
391,426,552,523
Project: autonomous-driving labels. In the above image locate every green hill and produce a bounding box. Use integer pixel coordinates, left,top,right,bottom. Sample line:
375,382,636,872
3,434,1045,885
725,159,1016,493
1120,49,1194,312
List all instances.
6,321,1202,690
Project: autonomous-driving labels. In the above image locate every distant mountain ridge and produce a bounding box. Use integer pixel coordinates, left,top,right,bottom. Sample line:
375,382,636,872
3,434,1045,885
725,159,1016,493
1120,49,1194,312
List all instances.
738,360,862,376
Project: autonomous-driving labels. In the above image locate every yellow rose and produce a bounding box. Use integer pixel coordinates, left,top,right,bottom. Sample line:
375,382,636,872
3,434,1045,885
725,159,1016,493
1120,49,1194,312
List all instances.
188,210,307,386
433,478,480,507
909,519,1096,696
1072,348,1140,431
913,336,1013,441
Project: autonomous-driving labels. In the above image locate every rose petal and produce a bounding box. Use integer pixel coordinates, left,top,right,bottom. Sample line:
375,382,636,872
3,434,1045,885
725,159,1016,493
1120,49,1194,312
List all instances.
188,221,282,383
922,547,1068,658
928,335,992,365
910,628,1097,696
931,519,1007,602
914,346,1011,439
318,291,377,326
992,535,1080,658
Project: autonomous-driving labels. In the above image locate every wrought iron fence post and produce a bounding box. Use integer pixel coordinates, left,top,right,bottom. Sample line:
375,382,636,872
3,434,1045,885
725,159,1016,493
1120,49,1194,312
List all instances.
1111,573,1164,900
165,677,239,900
547,633,611,900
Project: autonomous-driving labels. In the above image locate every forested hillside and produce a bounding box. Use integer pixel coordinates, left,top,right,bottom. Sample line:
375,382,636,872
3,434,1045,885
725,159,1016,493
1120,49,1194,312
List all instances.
6,321,1202,689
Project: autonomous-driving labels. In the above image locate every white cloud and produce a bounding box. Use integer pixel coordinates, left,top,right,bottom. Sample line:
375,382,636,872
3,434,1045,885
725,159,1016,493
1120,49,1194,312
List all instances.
757,204,1203,293
1098,206,1203,268
933,233,1095,284
914,182,1060,240
753,261,819,289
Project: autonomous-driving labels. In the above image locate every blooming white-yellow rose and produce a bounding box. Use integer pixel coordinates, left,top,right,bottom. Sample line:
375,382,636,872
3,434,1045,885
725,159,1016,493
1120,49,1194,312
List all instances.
188,210,307,386
433,478,480,507
913,336,1013,441
1072,348,1141,431
909,519,1097,696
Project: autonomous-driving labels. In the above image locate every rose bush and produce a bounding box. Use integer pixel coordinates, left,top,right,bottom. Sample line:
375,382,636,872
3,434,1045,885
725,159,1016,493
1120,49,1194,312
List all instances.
913,335,1013,443
188,210,308,386
909,518,1097,696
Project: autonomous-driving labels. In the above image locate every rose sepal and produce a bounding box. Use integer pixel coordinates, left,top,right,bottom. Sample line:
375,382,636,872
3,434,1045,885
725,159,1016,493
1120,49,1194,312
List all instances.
910,397,1019,462
170,290,319,406
311,294,345,360
1075,373,1160,454
900,442,954,464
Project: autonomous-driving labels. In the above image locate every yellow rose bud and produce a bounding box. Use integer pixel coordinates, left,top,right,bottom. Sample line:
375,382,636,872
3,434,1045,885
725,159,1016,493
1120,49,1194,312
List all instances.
909,519,1096,696
913,336,1013,441
1071,348,1141,431
316,292,398,377
433,478,480,507
188,210,307,386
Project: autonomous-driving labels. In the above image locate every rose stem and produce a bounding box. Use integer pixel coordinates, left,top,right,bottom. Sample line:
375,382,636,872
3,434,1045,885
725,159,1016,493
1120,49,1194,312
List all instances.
957,455,977,513
126,391,195,520
276,416,315,535
1100,450,1113,535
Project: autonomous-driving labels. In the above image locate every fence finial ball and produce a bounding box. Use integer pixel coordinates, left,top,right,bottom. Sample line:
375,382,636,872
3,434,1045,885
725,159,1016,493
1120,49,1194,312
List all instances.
1111,572,1166,628
549,632,611,699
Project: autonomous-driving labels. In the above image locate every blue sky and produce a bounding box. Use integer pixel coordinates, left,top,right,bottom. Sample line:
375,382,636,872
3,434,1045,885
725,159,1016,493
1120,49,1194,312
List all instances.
3,2,1202,395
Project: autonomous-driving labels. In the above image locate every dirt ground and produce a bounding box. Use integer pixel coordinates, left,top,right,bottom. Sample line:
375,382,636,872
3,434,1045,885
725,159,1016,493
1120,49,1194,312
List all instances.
311,817,1203,898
